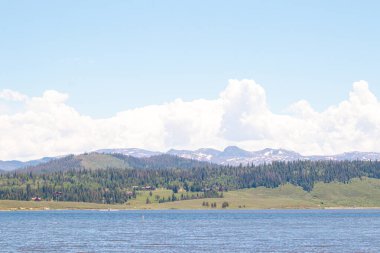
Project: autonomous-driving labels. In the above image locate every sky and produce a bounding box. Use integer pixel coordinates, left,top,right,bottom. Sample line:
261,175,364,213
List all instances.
1,1,380,160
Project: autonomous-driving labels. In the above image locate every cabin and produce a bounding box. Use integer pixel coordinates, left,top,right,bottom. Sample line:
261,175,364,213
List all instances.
142,186,156,191
131,185,156,191
31,196,42,201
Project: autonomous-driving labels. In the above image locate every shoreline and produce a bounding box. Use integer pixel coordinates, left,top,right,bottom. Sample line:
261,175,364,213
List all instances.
1,205,380,212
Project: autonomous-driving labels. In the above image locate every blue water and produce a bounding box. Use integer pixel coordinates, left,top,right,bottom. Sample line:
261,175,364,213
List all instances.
1,210,380,253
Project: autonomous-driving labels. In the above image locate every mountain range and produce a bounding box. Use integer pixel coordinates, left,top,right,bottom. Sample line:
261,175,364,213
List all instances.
1,146,380,171
0,157,54,172
99,146,380,166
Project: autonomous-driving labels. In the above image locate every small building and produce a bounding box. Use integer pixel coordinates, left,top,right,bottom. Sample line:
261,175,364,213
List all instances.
142,186,156,191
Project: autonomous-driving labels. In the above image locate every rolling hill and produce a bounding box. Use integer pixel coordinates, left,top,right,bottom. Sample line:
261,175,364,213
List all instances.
18,152,216,173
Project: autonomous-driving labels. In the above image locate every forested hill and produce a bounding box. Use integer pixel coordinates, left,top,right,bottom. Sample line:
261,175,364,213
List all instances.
1,160,380,204
17,152,217,174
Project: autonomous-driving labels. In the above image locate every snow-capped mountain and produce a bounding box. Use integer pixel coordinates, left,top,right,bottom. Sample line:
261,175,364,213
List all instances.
96,148,162,158
166,146,301,165
167,148,220,162
95,146,380,166
2,147,380,171
309,152,380,162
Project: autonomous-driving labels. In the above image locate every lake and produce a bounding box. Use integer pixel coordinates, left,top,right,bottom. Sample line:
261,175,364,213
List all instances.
1,209,380,252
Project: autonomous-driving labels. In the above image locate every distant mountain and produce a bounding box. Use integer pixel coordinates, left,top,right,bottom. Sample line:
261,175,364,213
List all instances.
96,146,380,166
96,148,161,158
167,148,220,162
2,147,380,172
0,157,54,171
166,147,303,165
18,152,216,174
324,152,380,161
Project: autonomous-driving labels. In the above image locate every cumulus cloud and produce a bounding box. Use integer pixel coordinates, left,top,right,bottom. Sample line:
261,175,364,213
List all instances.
0,79,380,160
0,89,27,102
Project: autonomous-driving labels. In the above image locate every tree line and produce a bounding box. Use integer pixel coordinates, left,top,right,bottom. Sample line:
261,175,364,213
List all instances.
0,160,379,203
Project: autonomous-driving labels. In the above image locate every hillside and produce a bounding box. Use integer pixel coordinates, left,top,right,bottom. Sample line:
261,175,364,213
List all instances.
19,152,216,173
151,177,380,209
2,159,380,204
1,177,380,210
112,153,217,170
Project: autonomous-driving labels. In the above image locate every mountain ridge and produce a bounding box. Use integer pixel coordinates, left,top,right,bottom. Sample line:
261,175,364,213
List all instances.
0,157,55,172
97,147,380,166
14,153,216,174
1,146,380,171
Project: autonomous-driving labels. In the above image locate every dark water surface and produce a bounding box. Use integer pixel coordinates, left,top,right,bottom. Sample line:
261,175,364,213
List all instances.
1,209,380,252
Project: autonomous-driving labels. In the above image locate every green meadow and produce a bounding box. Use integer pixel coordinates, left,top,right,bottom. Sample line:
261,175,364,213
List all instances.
1,177,380,211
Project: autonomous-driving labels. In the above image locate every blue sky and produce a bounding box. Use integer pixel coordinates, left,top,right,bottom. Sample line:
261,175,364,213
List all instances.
1,0,380,117
2,1,380,160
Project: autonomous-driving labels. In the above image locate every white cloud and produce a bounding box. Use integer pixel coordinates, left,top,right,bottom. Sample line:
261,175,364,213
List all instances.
1,79,380,161
0,89,27,102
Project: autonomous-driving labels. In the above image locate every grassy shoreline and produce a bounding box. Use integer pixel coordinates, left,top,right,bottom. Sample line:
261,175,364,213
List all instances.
1,201,379,211
2,177,380,211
